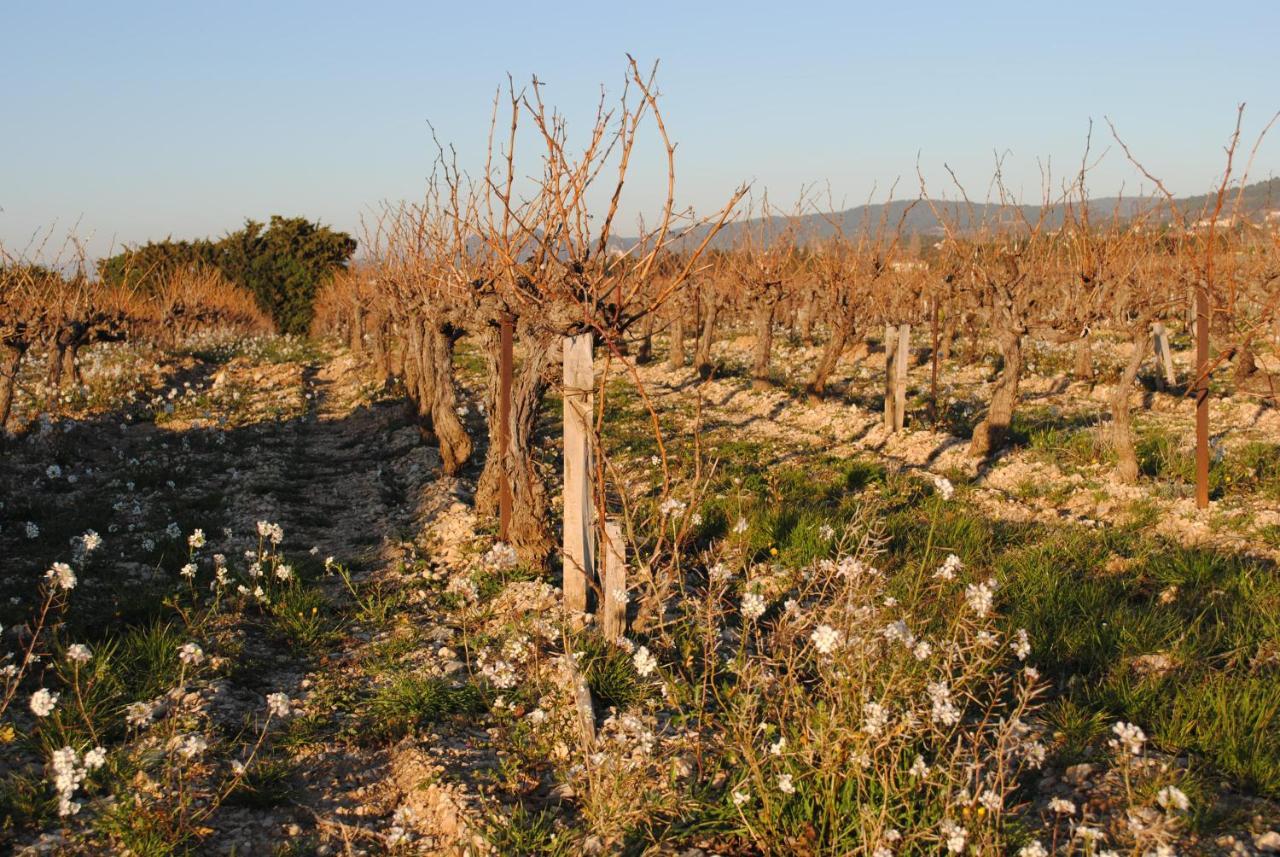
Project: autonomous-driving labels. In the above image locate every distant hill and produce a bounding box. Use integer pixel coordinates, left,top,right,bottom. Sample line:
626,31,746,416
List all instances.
622,177,1280,251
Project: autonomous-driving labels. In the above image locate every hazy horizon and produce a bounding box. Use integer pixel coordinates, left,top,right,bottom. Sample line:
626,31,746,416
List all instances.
3,0,1278,262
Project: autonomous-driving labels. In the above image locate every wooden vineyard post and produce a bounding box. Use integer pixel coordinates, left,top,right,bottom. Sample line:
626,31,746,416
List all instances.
895,323,910,432
1151,322,1176,391
884,323,909,433
562,332,595,613
498,313,513,541
929,301,940,426
883,324,897,432
601,519,627,641
1194,281,1210,509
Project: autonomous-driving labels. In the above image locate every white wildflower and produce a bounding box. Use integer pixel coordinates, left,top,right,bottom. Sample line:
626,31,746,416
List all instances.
940,818,967,853
45,562,76,591
1048,797,1076,815
965,579,996,616
934,552,963,580
776,773,795,794
1109,721,1146,755
633,646,657,677
811,623,842,655
177,734,208,758
1156,785,1190,812
741,591,767,622
931,474,955,500
66,644,92,664
187,528,206,549
862,701,889,736
1012,628,1031,660
30,688,58,717
266,692,292,718
178,642,205,665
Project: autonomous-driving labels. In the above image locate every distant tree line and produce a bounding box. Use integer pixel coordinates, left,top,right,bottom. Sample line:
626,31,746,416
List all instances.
97,216,356,335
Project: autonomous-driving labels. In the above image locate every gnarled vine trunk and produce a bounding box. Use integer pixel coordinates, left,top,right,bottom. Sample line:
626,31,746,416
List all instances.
750,300,776,391
968,331,1023,459
806,322,849,403
667,313,685,370
1073,335,1094,381
694,296,720,379
476,323,555,569
1,339,27,431
1112,327,1149,483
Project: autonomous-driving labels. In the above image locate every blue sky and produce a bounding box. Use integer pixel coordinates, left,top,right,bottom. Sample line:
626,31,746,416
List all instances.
3,0,1278,261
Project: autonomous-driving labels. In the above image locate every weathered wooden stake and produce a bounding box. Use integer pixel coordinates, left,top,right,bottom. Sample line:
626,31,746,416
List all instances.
1194,282,1210,509
884,323,909,433
1151,322,1176,390
498,313,513,541
895,323,910,432
601,519,627,641
562,332,595,613
883,324,897,433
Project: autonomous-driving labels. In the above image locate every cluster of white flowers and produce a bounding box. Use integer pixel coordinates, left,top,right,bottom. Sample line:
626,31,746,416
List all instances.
73,529,102,562
732,516,749,535
1048,796,1076,815
478,653,517,689
939,818,967,853
125,700,157,727
1109,720,1146,755
926,681,960,726
862,701,889,736
1011,628,1031,660
964,579,997,616
266,692,293,718
741,591,767,622
256,520,284,544
658,496,687,517
776,773,795,794
45,562,77,591
633,645,657,677
883,619,914,647
445,575,479,604
810,623,842,655
1018,841,1049,857
708,562,733,584
29,687,59,717
934,552,963,580
1156,785,1190,812
66,643,92,664
25,521,39,539
49,744,106,816
178,642,205,665
174,733,208,758
931,474,955,501
818,523,836,541
187,528,206,549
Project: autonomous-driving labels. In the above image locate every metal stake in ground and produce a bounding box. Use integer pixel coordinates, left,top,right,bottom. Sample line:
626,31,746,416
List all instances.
562,332,595,614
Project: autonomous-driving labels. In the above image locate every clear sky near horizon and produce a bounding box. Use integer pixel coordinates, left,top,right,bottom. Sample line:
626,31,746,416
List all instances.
3,0,1278,262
